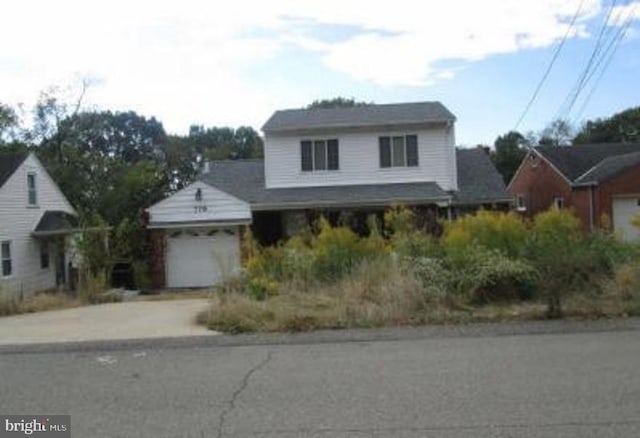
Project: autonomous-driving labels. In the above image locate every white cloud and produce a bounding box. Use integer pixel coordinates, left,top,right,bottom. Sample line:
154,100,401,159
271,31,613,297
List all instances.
0,0,611,133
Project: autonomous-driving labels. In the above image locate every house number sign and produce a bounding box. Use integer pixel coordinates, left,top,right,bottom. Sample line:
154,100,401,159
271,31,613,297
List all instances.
194,205,208,213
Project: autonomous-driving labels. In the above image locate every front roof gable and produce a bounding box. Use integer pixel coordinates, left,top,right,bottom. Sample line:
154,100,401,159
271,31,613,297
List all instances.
262,101,456,134
0,151,28,188
535,142,640,182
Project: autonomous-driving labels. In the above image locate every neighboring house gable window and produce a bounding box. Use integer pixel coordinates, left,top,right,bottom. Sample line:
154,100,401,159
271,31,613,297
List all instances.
379,135,418,168
516,195,527,211
40,241,50,269
553,197,564,209
301,139,339,171
27,173,37,206
1,241,11,277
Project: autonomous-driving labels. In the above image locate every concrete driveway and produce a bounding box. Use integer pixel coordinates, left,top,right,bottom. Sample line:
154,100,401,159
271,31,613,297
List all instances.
0,299,213,345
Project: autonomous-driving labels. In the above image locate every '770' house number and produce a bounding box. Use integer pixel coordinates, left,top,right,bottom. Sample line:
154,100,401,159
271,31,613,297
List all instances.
194,205,208,213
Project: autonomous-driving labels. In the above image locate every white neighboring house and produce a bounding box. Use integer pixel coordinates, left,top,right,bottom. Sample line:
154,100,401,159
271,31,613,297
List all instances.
146,101,511,289
0,152,77,298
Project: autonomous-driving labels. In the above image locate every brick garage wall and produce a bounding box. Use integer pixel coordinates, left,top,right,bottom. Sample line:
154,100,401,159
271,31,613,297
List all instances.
597,165,640,229
509,152,573,218
149,229,166,289
571,187,596,232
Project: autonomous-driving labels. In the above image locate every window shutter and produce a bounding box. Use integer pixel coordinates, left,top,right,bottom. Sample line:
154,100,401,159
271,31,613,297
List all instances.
406,135,418,166
301,141,313,171
327,139,339,170
314,140,326,170
379,137,391,168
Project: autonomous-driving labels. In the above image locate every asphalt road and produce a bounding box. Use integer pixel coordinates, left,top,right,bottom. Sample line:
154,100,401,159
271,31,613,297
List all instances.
1,321,639,437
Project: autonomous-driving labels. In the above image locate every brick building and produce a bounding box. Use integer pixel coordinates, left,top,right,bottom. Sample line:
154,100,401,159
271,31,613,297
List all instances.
508,143,640,240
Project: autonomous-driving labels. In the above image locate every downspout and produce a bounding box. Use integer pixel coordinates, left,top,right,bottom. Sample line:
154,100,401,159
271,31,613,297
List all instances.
589,185,595,232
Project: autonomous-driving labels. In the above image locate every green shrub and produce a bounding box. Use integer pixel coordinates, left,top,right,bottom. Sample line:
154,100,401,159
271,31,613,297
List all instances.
527,208,582,317
411,257,452,303
443,210,527,257
447,246,538,303
247,277,279,301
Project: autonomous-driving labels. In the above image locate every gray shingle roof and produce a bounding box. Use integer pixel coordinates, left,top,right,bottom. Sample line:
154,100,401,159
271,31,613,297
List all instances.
575,151,640,184
0,151,28,188
32,211,78,236
262,101,456,133
454,148,511,205
200,148,509,210
201,160,450,210
535,143,640,182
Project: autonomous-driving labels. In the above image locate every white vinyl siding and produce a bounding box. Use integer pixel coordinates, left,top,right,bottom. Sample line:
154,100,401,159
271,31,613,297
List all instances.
265,125,457,190
0,154,76,297
147,181,251,226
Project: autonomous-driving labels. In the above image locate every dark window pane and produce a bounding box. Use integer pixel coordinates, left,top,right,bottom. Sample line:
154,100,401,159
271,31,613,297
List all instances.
301,141,313,171
40,242,49,269
314,140,326,170
1,243,9,259
406,135,418,166
327,139,339,170
379,137,391,168
392,136,405,167
2,260,10,276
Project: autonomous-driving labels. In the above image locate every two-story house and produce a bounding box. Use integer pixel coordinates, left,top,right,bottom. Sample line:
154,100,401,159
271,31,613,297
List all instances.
508,142,640,240
146,102,510,288
0,151,78,298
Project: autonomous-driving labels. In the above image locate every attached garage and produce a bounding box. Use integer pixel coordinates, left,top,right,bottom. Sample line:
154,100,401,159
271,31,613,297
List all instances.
612,196,640,242
146,181,252,289
165,228,241,288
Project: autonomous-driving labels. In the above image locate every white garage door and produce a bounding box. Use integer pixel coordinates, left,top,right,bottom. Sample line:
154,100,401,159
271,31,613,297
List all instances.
166,228,241,288
612,197,640,242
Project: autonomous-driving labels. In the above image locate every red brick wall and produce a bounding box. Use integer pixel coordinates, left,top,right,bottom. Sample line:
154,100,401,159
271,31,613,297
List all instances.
571,187,594,232
149,230,166,289
508,152,573,218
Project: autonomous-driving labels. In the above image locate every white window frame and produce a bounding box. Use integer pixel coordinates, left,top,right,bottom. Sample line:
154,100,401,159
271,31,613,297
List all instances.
27,172,37,206
379,134,419,168
516,195,527,212
553,196,564,210
1,241,12,277
301,139,339,172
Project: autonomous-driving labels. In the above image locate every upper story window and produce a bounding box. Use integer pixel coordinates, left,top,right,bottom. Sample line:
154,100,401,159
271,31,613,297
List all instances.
1,241,11,277
379,135,418,168
301,139,339,172
27,172,37,206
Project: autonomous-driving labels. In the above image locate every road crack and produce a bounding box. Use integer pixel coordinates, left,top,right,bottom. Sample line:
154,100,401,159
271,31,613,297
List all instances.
216,351,272,438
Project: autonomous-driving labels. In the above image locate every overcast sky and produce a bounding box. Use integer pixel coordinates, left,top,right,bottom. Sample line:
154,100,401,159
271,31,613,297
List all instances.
1,0,639,145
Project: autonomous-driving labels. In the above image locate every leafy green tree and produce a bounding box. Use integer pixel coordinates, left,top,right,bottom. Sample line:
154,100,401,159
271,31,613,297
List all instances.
574,106,640,144
0,102,19,144
307,97,371,109
187,125,263,161
538,119,574,146
490,131,528,184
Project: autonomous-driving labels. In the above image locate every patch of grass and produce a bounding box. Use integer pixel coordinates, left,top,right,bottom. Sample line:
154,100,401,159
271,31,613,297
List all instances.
136,289,213,301
0,292,84,317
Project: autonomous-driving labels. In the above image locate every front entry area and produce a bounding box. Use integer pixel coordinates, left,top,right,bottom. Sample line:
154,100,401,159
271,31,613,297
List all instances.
165,227,241,288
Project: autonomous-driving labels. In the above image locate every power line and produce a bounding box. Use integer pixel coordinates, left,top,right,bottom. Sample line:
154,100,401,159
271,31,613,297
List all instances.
513,0,585,131
556,0,619,120
573,5,636,122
